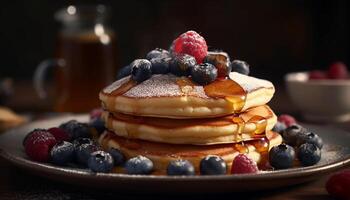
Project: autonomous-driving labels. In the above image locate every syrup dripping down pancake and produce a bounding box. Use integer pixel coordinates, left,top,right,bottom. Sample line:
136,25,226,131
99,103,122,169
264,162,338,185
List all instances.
102,105,277,145
98,131,282,174
100,72,274,119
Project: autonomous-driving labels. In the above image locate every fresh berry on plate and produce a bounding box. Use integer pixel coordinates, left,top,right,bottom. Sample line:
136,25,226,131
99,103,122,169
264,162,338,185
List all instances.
125,155,154,175
146,48,170,60
150,57,171,74
269,144,295,169
170,30,208,63
50,141,75,165
169,54,197,77
297,143,321,166
72,138,94,149
116,65,132,80
200,155,227,175
89,118,105,135
75,143,100,166
167,159,195,176
231,154,258,174
327,62,348,79
272,121,287,133
296,132,323,149
24,129,57,162
47,127,71,142
326,169,350,200
282,124,307,146
278,114,296,127
89,108,103,120
59,120,91,140
231,60,250,75
130,59,152,83
204,51,231,78
309,70,328,80
108,148,126,166
190,63,218,85
88,151,114,173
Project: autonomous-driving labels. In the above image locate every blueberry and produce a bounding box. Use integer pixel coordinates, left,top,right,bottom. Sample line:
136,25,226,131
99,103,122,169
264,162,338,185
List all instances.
130,59,152,83
200,155,227,175
59,120,91,140
89,118,105,135
169,54,196,77
116,65,132,80
146,48,170,60
75,143,100,166
88,151,114,173
204,51,232,78
50,141,74,165
269,144,295,169
296,132,323,149
191,63,218,85
272,121,287,133
282,124,307,146
167,159,195,176
297,143,321,166
231,60,250,75
108,148,125,166
125,156,153,175
150,57,171,74
72,138,94,149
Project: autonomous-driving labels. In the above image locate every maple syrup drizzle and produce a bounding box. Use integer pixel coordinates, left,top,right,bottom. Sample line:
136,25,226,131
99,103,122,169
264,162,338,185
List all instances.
247,115,268,135
110,79,137,96
176,78,195,94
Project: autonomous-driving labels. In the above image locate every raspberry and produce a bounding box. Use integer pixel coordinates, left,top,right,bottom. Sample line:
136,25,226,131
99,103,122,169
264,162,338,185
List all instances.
24,129,57,162
47,127,71,142
231,154,258,174
326,170,350,200
309,70,328,80
328,62,348,79
278,114,296,127
171,30,208,63
89,108,103,120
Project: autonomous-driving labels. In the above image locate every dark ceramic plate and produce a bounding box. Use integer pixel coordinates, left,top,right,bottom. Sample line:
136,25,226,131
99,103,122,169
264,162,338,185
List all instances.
0,115,349,193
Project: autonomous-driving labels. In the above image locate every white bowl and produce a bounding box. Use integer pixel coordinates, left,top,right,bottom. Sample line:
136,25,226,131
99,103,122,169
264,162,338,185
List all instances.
285,72,350,122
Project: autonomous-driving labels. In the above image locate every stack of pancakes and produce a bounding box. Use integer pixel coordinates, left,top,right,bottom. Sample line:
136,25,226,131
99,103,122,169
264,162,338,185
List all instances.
99,72,282,174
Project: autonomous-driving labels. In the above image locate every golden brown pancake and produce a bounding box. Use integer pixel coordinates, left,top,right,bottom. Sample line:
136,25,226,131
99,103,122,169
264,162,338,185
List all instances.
99,131,282,174
102,105,277,145
100,72,274,119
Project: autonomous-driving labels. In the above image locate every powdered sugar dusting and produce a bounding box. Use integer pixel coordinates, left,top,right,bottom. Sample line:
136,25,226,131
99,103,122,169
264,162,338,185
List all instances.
103,76,130,94
230,72,274,92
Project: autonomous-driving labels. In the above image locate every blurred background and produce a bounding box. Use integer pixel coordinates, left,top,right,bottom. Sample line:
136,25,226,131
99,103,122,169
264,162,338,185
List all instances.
0,0,349,114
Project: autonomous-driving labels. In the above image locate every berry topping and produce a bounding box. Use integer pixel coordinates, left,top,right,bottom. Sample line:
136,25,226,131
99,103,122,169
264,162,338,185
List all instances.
47,127,71,142
89,108,103,120
169,54,197,77
125,155,154,175
231,60,250,75
167,159,195,176
296,132,323,149
130,59,152,83
309,70,328,80
146,48,170,60
89,117,105,135
190,63,218,85
297,143,321,166
170,30,208,63
326,170,350,200
108,148,126,166
204,51,231,78
269,144,295,169
24,129,57,162
75,143,100,166
328,62,348,79
282,124,307,146
116,65,132,80
200,155,227,175
231,154,258,174
272,121,287,133
50,141,75,165
150,57,171,74
88,151,114,173
59,120,92,140
278,114,296,127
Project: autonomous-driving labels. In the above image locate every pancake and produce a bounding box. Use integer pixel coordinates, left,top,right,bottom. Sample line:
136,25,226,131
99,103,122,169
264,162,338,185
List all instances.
102,105,277,145
99,131,282,174
100,72,274,119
